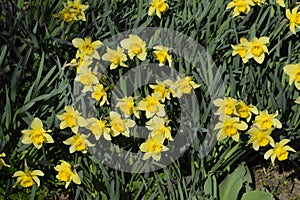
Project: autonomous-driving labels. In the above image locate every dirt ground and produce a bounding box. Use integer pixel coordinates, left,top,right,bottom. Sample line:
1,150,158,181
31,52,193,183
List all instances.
252,161,300,200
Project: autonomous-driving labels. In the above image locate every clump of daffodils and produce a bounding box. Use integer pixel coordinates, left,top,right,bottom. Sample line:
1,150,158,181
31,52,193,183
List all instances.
213,96,295,165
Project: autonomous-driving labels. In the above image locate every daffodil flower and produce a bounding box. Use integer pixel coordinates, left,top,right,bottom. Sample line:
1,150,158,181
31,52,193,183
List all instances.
137,93,166,118
252,0,266,6
116,96,140,118
244,36,269,64
148,0,169,18
120,34,147,61
286,6,300,34
153,46,172,66
174,76,201,98
55,161,81,188
146,116,173,141
139,137,169,161
102,46,128,69
70,51,93,72
12,164,44,188
276,0,285,7
74,66,99,92
87,117,111,140
63,133,94,154
213,97,238,116
72,37,102,59
235,101,258,122
92,83,109,106
264,139,296,165
21,118,54,149
57,106,88,133
247,126,275,150
149,79,176,102
109,111,136,137
226,0,255,18
214,115,248,142
253,110,282,130
231,37,249,63
0,153,10,169
283,63,300,90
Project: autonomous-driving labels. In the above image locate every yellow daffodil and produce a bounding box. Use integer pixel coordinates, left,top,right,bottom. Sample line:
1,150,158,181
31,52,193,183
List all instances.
92,83,109,106
276,0,285,7
13,164,44,188
235,101,258,122
214,97,238,116
226,0,255,18
139,137,169,161
74,66,99,92
109,111,136,137
286,6,300,34
247,126,275,150
253,110,282,130
264,139,296,165
102,46,128,69
70,51,93,72
57,7,78,22
174,76,201,98
283,63,300,90
67,0,89,20
137,93,166,118
150,79,176,102
153,46,172,66
295,96,300,104
120,34,147,61
148,0,169,18
87,117,111,140
63,133,94,154
57,106,88,133
244,36,269,64
21,118,54,149
54,161,81,188
231,37,249,63
72,37,102,59
116,96,140,118
252,0,266,6
214,115,248,142
0,153,10,169
146,116,173,141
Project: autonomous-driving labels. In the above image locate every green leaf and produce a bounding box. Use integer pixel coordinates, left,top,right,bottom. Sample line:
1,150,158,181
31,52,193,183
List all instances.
241,190,273,200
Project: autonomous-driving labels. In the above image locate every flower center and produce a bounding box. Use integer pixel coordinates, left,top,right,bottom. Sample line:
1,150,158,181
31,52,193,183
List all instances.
261,119,272,129
150,143,163,153
237,47,247,58
21,174,34,188
30,130,45,145
257,133,269,146
275,147,288,161
251,44,263,56
75,137,86,151
295,72,300,82
58,169,72,182
131,44,142,55
111,121,126,133
236,1,247,13
224,104,235,115
65,114,76,127
237,107,249,118
224,123,237,136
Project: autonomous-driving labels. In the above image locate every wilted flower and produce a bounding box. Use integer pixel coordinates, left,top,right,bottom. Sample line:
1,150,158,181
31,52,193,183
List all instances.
55,161,81,188
264,139,296,165
21,118,54,149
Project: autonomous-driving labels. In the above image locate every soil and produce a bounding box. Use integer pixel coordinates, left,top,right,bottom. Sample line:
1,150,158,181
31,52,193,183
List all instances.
251,160,300,200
